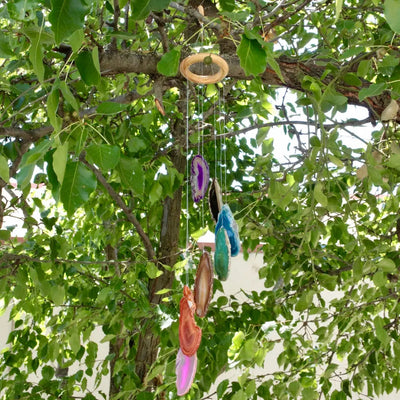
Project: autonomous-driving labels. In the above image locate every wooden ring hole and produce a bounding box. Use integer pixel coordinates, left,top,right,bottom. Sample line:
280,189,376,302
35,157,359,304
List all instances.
180,53,229,84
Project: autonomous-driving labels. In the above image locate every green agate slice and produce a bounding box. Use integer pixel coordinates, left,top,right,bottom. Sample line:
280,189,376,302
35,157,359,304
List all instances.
214,227,231,280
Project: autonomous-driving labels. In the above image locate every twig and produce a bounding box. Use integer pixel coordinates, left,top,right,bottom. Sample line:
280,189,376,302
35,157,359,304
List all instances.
79,153,156,262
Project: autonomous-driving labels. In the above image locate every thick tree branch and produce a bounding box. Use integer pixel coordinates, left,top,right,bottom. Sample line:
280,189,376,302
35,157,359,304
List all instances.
99,50,393,121
79,153,156,262
0,126,53,141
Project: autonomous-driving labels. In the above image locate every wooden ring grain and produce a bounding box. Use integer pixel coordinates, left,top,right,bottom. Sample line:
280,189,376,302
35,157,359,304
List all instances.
180,53,229,84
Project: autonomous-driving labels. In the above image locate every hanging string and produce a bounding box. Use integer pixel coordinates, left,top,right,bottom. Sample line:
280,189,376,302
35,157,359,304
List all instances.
185,80,190,286
218,86,224,202
222,85,227,200
214,90,218,180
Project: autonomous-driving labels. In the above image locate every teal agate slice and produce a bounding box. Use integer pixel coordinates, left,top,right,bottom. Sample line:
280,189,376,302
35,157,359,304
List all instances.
214,227,231,281
215,204,240,256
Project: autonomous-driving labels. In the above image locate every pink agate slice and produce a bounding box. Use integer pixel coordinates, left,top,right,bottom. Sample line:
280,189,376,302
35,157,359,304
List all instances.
176,348,197,396
191,155,210,203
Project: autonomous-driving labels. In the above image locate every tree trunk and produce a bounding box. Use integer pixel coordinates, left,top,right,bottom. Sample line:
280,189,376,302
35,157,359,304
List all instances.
135,115,187,387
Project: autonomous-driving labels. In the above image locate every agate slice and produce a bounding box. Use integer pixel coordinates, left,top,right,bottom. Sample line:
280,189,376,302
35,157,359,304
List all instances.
191,155,210,203
215,204,240,257
214,227,231,281
179,286,202,357
194,251,214,318
176,348,197,396
209,178,223,223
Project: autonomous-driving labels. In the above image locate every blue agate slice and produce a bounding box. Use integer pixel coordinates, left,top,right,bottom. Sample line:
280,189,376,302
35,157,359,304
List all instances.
191,155,210,203
214,227,231,281
215,204,240,257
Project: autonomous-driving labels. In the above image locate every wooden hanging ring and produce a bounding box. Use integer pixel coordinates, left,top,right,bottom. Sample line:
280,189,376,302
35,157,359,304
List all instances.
180,53,229,84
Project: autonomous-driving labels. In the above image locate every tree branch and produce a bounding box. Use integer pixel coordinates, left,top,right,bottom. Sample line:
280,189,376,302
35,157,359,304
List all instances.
0,126,53,141
79,153,156,262
99,50,393,121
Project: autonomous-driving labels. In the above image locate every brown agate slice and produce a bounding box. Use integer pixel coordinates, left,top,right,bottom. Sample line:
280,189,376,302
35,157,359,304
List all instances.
194,252,213,318
209,178,223,223
179,286,202,357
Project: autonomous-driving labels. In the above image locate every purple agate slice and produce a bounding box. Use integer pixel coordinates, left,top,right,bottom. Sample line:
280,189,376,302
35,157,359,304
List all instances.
176,348,197,396
191,155,210,203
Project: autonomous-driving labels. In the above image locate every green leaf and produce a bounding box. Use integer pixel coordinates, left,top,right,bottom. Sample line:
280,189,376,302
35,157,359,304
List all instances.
289,381,301,396
49,285,65,306
268,180,293,209
41,365,55,381
314,182,328,206
237,35,267,76
68,28,85,53
217,379,229,398
96,102,129,115
357,59,372,78
246,380,256,396
60,161,97,216
59,81,79,111
265,43,285,82
47,88,62,132
377,258,396,273
0,154,10,182
16,164,35,190
239,338,258,361
374,316,390,346
373,271,386,288
86,144,120,171
0,230,11,240
76,51,101,86
157,48,181,77
131,0,171,20
302,387,318,399
7,0,35,20
53,142,68,185
28,32,45,83
321,87,348,108
0,37,14,58
232,389,247,400
387,153,400,170
69,330,80,354
92,46,101,76
238,369,249,387
146,262,162,279
20,140,52,168
49,0,89,44
220,0,235,11
149,181,163,204
117,157,144,196
359,82,387,102
295,291,314,312
384,0,400,33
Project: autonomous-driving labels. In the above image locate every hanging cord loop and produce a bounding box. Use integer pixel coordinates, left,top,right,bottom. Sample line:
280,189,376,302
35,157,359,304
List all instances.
180,53,229,84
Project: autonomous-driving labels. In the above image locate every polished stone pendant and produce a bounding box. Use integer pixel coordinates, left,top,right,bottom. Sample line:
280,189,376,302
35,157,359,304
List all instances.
179,286,202,357
194,251,213,318
191,155,210,203
215,204,240,256
175,348,197,396
208,178,223,223
214,227,231,281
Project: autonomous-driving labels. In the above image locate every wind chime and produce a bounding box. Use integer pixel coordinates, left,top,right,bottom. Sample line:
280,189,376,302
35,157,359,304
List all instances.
175,46,241,396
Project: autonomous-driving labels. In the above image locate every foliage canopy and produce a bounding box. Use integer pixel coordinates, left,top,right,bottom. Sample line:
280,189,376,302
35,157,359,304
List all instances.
1,0,400,399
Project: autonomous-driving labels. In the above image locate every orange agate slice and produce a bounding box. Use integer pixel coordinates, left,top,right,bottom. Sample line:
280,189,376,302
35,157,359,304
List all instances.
179,286,202,357
194,252,213,318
